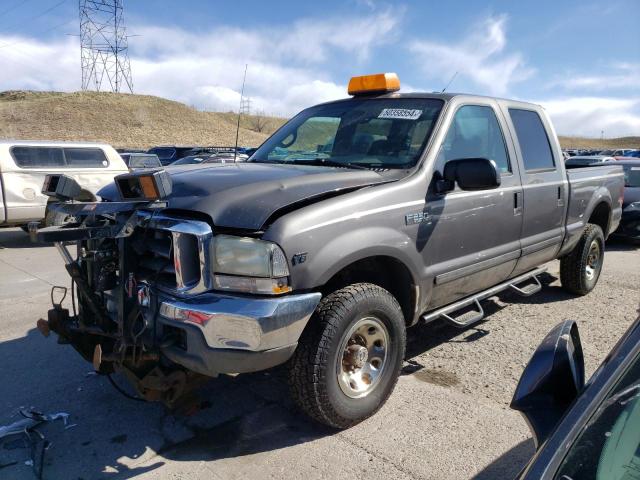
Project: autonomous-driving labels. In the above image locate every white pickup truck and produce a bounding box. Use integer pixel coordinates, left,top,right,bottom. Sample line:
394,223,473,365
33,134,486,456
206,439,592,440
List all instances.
0,141,128,228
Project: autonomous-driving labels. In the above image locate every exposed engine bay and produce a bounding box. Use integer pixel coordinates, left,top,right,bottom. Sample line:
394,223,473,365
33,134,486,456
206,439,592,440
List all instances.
35,202,208,405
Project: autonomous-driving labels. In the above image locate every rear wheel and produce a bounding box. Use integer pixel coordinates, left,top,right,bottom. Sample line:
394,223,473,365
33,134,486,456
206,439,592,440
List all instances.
560,223,605,295
288,283,406,429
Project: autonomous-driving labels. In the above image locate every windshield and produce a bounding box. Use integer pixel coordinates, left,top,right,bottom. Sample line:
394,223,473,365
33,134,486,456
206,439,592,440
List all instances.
251,98,444,169
148,147,175,161
623,166,640,187
555,350,640,480
129,155,161,168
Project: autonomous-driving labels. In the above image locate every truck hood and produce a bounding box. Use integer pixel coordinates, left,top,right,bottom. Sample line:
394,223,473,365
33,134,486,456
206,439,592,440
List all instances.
98,162,388,230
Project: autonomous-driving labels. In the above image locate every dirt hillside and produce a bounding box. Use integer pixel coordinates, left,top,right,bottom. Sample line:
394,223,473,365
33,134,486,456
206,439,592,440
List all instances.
0,90,284,149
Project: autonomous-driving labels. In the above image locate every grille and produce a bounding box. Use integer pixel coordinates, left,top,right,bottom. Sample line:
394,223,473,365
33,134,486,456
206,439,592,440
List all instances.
133,224,208,293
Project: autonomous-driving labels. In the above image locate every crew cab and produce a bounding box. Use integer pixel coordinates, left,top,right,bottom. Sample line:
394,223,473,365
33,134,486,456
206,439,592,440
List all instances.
31,73,624,429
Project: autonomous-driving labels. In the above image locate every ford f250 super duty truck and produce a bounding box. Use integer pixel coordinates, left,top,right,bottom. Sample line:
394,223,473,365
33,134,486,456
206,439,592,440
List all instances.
31,73,624,429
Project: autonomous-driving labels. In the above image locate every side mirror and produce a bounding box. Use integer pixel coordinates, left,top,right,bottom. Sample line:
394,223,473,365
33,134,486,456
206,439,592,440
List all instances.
510,320,585,448
438,158,501,192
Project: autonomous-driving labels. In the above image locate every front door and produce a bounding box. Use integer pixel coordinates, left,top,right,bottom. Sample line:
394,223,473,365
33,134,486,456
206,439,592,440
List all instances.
422,101,523,308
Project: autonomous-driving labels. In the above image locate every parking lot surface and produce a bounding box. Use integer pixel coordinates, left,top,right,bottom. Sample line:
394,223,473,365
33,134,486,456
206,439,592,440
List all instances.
0,227,638,479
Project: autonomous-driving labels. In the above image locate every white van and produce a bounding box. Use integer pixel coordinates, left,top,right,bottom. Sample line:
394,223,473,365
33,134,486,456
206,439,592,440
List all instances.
0,140,128,227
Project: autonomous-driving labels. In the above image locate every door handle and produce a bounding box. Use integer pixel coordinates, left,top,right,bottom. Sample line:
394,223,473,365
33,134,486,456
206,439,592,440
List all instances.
514,191,523,216
557,186,564,207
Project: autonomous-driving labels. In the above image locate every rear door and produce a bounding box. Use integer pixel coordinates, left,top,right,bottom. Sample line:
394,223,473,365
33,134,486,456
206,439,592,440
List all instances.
424,100,524,308
503,105,568,275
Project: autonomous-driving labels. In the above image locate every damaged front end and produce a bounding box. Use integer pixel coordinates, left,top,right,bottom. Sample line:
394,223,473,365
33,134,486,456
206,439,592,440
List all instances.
32,172,320,405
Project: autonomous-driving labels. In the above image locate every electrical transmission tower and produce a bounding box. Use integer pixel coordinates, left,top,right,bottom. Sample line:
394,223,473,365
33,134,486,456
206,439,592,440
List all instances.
79,0,133,93
240,97,251,115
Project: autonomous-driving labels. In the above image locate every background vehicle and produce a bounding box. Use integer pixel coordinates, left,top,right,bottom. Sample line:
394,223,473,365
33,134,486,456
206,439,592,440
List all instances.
511,314,640,479
607,159,640,241
0,140,127,228
600,148,636,156
33,73,624,429
146,145,197,166
169,152,249,166
624,150,640,158
565,155,615,168
120,152,162,170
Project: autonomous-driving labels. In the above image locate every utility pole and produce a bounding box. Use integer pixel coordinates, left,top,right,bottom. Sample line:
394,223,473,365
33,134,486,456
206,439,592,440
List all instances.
79,0,133,93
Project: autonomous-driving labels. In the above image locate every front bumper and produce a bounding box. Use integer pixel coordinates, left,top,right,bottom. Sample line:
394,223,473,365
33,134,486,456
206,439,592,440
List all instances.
154,291,322,376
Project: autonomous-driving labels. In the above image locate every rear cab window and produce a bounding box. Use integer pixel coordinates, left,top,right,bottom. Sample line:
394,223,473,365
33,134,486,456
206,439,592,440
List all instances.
508,109,556,171
10,146,109,168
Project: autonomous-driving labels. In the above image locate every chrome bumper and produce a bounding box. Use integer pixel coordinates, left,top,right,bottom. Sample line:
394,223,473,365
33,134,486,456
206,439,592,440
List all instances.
157,291,322,352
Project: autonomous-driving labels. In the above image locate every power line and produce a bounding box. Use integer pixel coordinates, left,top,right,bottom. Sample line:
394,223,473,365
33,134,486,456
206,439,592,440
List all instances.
0,0,32,18
0,0,69,35
0,18,74,49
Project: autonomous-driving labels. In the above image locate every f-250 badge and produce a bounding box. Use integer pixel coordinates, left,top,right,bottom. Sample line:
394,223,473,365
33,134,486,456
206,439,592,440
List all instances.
405,212,431,225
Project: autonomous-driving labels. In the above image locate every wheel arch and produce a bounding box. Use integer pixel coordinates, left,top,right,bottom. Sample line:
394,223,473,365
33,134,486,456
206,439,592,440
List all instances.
320,254,418,326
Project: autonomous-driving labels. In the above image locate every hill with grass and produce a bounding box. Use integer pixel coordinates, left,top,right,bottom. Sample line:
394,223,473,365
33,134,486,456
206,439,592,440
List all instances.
0,90,285,150
0,90,636,150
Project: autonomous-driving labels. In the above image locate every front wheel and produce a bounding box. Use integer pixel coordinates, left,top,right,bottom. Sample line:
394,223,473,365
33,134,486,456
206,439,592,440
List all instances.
288,283,406,429
560,223,605,295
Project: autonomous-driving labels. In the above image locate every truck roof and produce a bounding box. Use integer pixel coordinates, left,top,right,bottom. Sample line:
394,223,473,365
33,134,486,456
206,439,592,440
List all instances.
318,92,542,110
0,139,114,148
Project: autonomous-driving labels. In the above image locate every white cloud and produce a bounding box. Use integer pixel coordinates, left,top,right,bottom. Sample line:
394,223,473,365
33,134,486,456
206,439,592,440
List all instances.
547,63,640,92
539,96,640,137
408,14,534,96
0,8,401,116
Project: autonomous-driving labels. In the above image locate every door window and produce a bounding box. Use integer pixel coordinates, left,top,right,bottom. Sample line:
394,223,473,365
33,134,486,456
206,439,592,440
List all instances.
509,109,556,171
438,105,511,173
555,352,640,480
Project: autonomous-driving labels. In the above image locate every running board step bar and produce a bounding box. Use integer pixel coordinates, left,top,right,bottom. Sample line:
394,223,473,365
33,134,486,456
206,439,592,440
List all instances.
509,275,542,297
421,267,547,328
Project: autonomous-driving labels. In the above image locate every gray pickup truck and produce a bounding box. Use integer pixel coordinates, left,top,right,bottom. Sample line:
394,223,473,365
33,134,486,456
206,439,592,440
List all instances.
32,73,624,429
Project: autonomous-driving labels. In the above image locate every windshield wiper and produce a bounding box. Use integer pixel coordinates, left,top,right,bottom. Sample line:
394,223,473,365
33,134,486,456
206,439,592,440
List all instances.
287,158,370,170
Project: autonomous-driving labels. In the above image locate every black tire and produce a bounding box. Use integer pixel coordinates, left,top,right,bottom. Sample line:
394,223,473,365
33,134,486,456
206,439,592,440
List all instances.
288,283,406,429
560,223,605,295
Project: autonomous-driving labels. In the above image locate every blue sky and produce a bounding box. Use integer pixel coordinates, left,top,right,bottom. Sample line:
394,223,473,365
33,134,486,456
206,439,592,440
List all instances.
1,0,639,137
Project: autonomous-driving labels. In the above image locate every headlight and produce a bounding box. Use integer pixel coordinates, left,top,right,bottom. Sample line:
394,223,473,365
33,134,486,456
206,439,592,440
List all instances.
211,235,291,295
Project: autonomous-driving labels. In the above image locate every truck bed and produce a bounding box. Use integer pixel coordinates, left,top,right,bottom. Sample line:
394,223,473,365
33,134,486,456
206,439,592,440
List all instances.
561,164,625,255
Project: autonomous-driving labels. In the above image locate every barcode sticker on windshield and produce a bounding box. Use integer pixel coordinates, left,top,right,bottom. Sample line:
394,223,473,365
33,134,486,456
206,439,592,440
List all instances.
378,108,423,120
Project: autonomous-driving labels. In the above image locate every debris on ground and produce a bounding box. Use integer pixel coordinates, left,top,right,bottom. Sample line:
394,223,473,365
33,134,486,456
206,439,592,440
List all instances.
0,410,70,479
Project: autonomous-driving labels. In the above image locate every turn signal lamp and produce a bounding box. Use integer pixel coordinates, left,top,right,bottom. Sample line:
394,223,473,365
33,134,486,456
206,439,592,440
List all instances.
348,72,400,95
116,169,172,201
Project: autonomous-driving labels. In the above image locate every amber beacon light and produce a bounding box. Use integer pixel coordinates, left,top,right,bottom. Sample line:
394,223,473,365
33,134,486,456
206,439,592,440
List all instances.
348,72,401,95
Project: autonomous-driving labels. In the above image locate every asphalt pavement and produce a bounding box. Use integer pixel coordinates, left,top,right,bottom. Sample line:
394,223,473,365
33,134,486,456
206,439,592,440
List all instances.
0,227,638,479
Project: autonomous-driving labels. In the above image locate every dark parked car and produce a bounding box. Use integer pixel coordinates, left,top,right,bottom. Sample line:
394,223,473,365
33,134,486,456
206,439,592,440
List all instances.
120,153,162,170
511,313,640,479
565,155,615,168
624,150,640,158
607,159,640,241
147,146,198,166
168,153,249,166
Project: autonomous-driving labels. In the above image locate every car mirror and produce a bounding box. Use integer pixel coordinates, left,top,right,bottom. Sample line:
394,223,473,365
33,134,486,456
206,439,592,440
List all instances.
439,158,501,192
510,320,585,448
